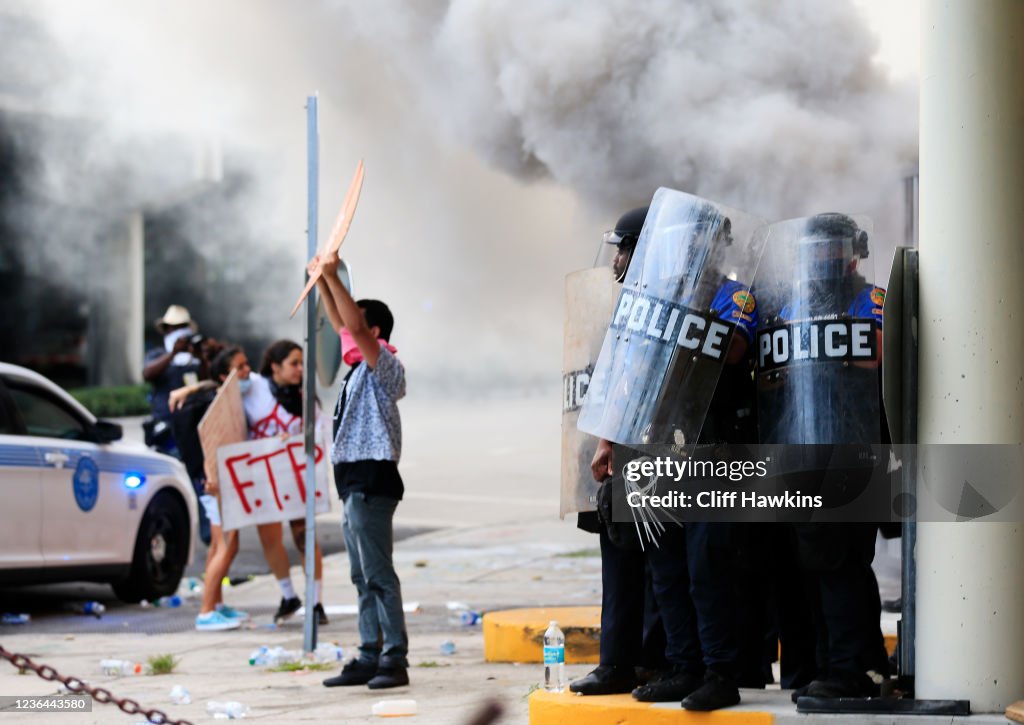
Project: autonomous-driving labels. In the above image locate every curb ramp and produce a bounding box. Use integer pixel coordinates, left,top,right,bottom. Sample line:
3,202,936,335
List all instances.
483,606,600,664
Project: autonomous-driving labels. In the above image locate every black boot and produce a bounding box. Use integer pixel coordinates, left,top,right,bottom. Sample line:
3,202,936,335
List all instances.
323,658,378,687
569,665,636,695
804,673,877,699
681,670,741,711
790,682,811,703
632,668,703,702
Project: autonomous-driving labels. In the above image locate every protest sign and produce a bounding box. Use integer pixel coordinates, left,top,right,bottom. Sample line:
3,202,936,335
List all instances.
217,432,331,530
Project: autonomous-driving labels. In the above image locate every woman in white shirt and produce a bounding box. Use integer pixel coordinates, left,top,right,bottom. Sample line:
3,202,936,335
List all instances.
243,340,327,625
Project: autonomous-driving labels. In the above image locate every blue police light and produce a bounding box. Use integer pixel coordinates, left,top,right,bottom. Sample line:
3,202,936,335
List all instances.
123,473,145,489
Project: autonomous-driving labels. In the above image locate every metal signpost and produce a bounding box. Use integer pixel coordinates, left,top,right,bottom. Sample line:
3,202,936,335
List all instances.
302,94,320,653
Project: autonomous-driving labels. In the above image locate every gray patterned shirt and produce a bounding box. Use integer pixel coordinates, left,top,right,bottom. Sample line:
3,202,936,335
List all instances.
330,347,405,463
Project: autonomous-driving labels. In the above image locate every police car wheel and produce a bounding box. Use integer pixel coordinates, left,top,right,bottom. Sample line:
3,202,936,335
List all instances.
112,491,189,603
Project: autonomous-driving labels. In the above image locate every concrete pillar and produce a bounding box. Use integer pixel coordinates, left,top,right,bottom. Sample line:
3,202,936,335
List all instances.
916,0,1024,711
125,210,144,385
94,211,144,386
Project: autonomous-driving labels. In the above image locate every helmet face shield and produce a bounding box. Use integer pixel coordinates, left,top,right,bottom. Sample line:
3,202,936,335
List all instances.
797,235,854,281
602,229,633,246
595,237,637,282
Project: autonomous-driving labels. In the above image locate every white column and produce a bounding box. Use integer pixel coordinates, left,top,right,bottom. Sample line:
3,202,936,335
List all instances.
916,0,1024,711
126,210,145,385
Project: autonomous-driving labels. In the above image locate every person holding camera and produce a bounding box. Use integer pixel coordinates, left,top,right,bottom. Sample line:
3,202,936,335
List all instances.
143,305,208,457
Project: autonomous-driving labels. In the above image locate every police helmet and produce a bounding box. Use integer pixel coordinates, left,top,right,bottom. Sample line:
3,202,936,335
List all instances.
603,206,649,249
798,212,869,280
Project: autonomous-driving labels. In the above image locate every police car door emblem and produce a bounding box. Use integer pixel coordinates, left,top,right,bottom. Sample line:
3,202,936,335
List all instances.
72,456,100,512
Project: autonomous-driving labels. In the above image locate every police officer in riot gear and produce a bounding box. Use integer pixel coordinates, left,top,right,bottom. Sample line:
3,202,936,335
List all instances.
756,213,888,700
604,205,646,283
587,201,757,711
571,206,669,697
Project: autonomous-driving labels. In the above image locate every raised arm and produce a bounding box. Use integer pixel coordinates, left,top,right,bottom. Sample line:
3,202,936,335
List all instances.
143,336,189,381
307,256,345,334
319,253,381,368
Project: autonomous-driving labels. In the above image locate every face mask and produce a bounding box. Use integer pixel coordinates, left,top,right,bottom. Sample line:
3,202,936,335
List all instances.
238,378,252,394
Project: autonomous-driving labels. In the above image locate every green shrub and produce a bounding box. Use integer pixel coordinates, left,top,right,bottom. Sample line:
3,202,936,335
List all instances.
146,653,180,675
69,384,151,418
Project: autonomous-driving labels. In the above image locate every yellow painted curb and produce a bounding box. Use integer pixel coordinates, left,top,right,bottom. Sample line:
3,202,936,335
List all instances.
483,607,600,664
485,606,898,665
528,690,773,724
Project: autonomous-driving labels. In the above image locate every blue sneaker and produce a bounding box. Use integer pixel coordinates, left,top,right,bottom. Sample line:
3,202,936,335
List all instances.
216,604,250,621
195,610,241,632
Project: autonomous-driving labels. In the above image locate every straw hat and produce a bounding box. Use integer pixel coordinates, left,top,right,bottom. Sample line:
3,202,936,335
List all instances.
154,305,198,334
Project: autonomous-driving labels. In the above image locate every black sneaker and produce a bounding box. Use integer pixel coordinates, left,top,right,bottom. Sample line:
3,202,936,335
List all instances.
367,666,410,689
273,596,302,623
569,665,636,696
632,669,703,702
791,683,811,703
681,670,741,711
323,658,378,687
314,603,329,626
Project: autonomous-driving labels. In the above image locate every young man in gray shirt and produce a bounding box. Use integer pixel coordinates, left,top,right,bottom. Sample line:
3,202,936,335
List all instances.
312,252,410,690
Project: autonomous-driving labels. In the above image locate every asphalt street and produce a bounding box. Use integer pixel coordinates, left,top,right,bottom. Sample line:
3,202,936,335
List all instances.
0,394,560,634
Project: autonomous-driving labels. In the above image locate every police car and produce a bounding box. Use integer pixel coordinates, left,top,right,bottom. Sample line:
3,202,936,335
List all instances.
0,363,197,602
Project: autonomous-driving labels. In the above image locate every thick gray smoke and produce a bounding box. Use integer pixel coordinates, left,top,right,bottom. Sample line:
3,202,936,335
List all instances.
2,0,916,392
328,0,917,233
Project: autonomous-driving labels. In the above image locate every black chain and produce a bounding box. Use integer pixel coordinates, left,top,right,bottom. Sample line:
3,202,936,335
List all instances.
1,645,192,725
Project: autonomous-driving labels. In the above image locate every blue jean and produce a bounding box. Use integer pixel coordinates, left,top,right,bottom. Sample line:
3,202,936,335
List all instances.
342,492,408,668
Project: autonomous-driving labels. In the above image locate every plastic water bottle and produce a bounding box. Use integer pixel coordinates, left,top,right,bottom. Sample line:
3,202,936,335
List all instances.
206,701,249,719
543,621,565,693
313,643,344,663
169,685,191,705
439,640,456,656
83,601,106,617
445,602,481,626
155,595,182,608
249,646,300,667
371,699,417,717
1,613,30,624
100,659,141,676
179,577,202,598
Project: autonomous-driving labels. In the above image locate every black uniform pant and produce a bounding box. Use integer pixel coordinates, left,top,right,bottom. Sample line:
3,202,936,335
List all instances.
646,522,739,678
794,522,887,679
598,530,666,669
732,524,817,689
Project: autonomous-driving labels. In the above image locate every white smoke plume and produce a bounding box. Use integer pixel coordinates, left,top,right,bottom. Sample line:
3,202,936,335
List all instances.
2,0,916,391
327,0,917,235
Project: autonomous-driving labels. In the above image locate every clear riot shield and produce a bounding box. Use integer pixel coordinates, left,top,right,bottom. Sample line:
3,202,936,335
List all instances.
755,214,884,448
560,266,621,517
578,188,767,449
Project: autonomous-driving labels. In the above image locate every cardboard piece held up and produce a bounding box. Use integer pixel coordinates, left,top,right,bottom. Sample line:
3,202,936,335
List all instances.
197,369,248,484
289,159,365,318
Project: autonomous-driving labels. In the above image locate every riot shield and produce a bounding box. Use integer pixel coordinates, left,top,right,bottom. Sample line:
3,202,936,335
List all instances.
315,259,354,387
755,213,883,448
560,266,621,517
578,188,767,449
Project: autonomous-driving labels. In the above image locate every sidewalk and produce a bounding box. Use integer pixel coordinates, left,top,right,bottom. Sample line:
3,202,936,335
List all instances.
0,518,600,724
0,517,1010,724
